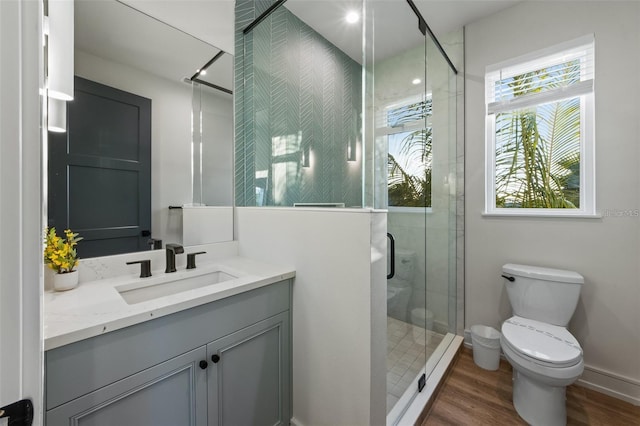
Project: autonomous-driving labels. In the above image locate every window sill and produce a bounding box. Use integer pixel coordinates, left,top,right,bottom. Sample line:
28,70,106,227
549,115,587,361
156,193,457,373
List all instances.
388,206,433,214
482,210,602,219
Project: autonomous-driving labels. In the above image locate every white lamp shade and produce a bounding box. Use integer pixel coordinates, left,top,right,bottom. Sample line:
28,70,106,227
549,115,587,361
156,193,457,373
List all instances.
48,97,67,133
48,0,74,101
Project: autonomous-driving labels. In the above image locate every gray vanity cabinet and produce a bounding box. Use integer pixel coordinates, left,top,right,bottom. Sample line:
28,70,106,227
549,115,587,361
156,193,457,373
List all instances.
45,280,292,426
46,346,208,426
207,312,290,426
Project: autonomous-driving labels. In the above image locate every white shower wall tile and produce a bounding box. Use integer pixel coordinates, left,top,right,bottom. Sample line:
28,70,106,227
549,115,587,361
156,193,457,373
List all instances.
386,316,445,414
426,290,448,328
388,209,454,327
446,28,465,336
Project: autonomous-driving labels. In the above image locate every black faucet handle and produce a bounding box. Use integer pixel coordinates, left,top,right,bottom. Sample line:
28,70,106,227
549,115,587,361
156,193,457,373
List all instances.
126,260,152,278
148,238,163,250
186,251,207,270
166,243,184,254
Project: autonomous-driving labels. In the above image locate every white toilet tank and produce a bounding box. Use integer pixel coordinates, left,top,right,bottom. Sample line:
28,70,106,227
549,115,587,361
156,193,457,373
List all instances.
502,264,583,327
394,249,415,282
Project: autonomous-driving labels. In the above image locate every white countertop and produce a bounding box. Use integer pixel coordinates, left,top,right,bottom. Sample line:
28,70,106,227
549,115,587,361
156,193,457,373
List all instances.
44,256,295,351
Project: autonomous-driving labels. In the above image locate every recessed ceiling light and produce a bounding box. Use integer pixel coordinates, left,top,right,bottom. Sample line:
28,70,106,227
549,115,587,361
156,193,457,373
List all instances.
345,11,359,24
200,70,207,76
412,78,422,85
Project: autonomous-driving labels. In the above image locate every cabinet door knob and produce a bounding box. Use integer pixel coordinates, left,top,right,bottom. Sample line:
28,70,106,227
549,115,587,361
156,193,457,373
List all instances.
211,354,220,363
199,360,208,369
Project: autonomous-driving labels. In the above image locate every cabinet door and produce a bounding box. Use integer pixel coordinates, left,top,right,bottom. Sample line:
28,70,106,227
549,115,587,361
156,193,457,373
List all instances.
207,311,290,426
46,346,208,426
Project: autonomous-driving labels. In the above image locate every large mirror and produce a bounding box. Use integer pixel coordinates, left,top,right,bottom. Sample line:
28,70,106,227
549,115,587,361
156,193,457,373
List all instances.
47,0,234,258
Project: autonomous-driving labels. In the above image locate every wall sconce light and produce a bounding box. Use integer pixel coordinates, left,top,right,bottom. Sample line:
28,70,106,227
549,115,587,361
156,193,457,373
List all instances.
301,145,310,168
347,138,356,162
48,97,67,133
48,0,74,101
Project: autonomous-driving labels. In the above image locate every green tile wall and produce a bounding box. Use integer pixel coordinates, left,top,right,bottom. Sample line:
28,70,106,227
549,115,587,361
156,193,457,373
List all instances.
235,0,362,206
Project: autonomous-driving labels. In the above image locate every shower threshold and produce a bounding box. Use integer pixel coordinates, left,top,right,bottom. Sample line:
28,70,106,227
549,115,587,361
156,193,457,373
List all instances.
386,333,463,426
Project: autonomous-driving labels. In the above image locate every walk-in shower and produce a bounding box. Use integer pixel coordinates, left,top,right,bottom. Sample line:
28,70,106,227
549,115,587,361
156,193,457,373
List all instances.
367,2,461,420
235,0,462,422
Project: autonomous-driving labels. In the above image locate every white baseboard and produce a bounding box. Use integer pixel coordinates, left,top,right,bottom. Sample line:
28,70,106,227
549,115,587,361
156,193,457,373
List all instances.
432,320,450,336
464,328,640,406
290,416,305,426
577,365,640,406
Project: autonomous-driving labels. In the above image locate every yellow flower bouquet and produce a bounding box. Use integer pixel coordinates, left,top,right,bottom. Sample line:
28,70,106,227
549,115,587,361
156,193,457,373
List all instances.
44,227,82,274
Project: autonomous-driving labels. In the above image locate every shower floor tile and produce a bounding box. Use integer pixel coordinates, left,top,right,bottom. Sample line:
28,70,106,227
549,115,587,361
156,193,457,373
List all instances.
386,316,444,414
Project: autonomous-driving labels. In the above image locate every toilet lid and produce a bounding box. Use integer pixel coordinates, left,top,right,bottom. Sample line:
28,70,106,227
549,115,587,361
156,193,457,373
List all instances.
502,316,582,367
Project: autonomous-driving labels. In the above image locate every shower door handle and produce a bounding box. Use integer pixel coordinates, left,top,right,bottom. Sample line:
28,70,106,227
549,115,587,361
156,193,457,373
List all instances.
387,233,395,279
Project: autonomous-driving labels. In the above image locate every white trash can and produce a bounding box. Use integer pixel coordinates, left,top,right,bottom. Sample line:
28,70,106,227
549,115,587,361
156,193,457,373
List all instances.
470,325,501,371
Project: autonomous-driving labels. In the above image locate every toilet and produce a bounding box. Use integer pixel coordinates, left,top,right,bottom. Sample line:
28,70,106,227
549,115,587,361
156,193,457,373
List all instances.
500,263,584,426
387,249,415,322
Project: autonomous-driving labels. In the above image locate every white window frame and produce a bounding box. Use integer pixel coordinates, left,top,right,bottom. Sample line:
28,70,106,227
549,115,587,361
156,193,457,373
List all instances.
484,35,597,218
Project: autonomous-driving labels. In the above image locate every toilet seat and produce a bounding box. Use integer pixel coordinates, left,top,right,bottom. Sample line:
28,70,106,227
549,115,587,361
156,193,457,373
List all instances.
501,316,582,368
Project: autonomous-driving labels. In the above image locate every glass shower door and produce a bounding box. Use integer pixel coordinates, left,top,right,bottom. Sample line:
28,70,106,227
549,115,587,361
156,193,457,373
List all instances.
366,1,459,422
424,30,458,343
365,0,429,418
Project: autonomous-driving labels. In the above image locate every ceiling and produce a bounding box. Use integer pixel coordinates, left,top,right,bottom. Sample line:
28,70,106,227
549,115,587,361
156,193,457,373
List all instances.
120,0,236,54
285,0,521,63
118,0,521,62
75,0,233,92
413,0,522,37
74,0,520,91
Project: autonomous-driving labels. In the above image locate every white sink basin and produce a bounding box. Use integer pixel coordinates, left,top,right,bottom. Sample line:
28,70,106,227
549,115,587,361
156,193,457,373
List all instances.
116,269,238,305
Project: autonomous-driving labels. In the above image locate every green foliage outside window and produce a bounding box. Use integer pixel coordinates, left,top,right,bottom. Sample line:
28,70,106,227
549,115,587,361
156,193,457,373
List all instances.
387,101,432,207
494,62,582,208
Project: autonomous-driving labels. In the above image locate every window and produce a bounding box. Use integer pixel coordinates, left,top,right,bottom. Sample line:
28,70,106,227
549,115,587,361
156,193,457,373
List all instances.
485,35,595,216
384,97,432,208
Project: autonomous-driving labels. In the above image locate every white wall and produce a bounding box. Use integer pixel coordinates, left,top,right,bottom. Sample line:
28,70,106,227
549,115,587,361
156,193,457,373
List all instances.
236,207,387,426
201,87,233,206
465,1,640,403
0,0,43,422
75,51,233,246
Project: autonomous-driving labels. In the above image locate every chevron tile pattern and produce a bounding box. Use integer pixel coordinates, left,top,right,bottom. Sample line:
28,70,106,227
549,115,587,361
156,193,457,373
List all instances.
235,0,254,207
235,1,363,206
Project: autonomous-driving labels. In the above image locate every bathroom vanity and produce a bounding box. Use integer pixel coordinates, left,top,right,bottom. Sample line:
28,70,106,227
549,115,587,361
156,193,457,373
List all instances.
44,252,294,426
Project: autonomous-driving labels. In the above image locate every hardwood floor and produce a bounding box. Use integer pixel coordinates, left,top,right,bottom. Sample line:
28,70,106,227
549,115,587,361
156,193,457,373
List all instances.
421,348,640,425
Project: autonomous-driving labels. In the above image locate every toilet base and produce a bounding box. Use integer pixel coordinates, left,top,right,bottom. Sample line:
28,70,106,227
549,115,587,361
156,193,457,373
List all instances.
512,369,567,426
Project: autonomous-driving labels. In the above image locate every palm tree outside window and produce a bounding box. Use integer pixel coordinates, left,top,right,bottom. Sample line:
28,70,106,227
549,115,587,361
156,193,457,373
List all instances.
485,35,596,216
386,97,433,208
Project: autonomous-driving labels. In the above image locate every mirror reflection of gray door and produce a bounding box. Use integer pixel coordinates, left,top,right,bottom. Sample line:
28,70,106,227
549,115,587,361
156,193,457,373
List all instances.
48,76,151,258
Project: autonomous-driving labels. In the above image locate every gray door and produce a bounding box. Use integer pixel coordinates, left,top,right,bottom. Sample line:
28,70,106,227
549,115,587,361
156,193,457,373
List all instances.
48,76,151,258
45,346,208,426
207,312,290,426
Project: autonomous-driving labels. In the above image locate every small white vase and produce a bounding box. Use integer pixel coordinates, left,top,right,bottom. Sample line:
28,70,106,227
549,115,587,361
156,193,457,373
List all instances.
53,270,79,292
44,267,56,291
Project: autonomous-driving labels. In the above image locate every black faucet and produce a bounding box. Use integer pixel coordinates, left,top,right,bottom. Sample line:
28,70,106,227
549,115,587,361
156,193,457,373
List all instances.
165,243,184,273
186,251,206,270
147,238,163,250
127,259,152,278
